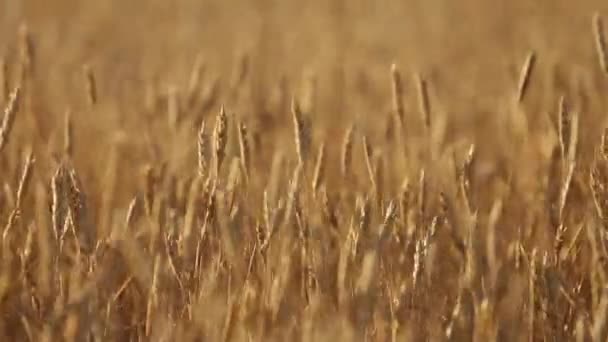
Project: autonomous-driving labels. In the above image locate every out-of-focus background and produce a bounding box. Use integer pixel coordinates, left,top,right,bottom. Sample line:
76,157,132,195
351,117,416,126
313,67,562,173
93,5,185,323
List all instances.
4,0,608,104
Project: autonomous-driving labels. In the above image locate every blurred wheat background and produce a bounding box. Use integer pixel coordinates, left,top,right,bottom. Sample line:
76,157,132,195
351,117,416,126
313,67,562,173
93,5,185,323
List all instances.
2,0,608,341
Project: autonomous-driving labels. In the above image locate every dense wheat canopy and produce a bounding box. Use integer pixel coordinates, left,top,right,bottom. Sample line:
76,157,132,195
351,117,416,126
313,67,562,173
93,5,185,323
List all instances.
3,0,608,341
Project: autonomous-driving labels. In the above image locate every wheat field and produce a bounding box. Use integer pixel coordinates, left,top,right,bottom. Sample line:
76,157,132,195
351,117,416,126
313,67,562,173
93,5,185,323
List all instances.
3,1,608,341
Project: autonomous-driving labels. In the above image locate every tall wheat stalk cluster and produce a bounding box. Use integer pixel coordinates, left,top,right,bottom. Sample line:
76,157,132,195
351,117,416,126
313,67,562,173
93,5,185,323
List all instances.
4,3,608,341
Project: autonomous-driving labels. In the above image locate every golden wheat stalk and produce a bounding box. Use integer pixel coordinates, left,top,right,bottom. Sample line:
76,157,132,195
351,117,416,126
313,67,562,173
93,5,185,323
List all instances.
237,120,250,179
187,54,206,106
391,64,405,124
167,84,179,129
362,136,376,189
51,165,66,241
557,96,570,161
418,169,426,225
416,73,431,129
291,99,309,165
64,109,73,158
0,86,21,153
602,128,608,160
281,163,302,230
143,165,155,217
83,64,97,106
594,13,608,74
517,51,536,103
2,152,34,242
301,69,317,115
16,151,34,209
567,111,579,165
18,24,34,81
341,124,354,177
311,142,325,194
0,57,7,102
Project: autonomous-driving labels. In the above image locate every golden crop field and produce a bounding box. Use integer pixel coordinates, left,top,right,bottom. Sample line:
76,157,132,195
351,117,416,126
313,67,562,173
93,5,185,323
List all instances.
4,0,608,340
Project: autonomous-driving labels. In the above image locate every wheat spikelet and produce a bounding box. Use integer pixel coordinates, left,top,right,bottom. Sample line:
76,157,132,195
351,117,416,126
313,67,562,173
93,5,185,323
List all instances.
341,124,354,177
83,64,97,106
256,220,268,253
281,163,302,230
391,64,405,124
2,152,34,243
51,165,67,241
124,197,137,231
418,169,426,225
213,106,228,176
311,142,325,194
16,151,34,209
591,156,608,229
197,119,207,177
0,87,21,153
237,120,250,179
517,51,536,103
263,190,272,237
594,13,608,74
460,144,476,212
602,128,608,160
374,154,385,204
566,111,579,165
143,165,155,216
415,73,431,129
557,96,570,161
66,166,94,252
18,24,34,81
412,238,424,287
362,136,375,189
291,99,309,165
